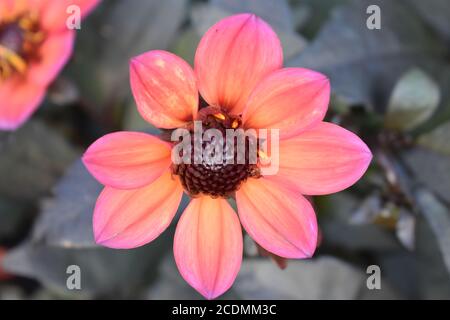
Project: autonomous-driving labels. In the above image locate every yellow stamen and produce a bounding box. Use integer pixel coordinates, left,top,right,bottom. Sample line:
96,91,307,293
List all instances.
258,150,269,160
0,60,13,79
19,17,34,30
231,119,239,129
9,54,26,73
0,45,27,74
213,113,226,121
0,9,44,80
24,31,45,43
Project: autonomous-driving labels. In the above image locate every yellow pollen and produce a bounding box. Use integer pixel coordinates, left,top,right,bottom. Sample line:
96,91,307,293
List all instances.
258,150,269,160
18,17,34,30
213,113,226,121
0,60,12,78
0,45,27,74
231,119,239,129
24,30,44,43
0,10,44,80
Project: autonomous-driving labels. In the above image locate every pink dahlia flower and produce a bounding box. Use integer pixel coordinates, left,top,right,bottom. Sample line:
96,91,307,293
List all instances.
0,0,100,130
83,14,372,299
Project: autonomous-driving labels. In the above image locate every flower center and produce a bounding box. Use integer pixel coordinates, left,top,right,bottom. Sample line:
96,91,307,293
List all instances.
0,11,44,81
172,107,261,198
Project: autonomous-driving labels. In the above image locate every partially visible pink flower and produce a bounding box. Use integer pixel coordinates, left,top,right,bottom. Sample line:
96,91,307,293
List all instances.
0,0,100,130
83,14,372,299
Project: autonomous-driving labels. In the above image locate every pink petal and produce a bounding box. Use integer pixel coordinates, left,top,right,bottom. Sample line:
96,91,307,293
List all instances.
195,13,283,115
37,0,100,32
1,0,33,16
0,0,15,15
267,122,372,195
243,68,330,139
27,30,75,86
130,50,198,129
0,77,46,130
93,171,183,249
83,131,172,189
236,177,318,259
174,197,243,299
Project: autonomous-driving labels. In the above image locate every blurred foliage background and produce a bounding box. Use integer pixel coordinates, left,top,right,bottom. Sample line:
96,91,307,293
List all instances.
1,0,450,299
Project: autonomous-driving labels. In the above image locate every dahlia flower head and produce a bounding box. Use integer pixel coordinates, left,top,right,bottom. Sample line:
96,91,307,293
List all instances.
83,13,372,299
0,0,100,130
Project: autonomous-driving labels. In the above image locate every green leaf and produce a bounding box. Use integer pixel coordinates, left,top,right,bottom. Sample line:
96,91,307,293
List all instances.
0,197,30,241
417,121,450,156
408,0,450,43
122,99,162,132
288,0,446,111
0,121,77,202
3,237,170,298
234,256,397,299
415,189,450,276
402,147,450,203
395,209,416,251
32,160,101,248
211,0,294,32
320,193,401,252
385,69,441,131
169,29,200,66
292,0,350,38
